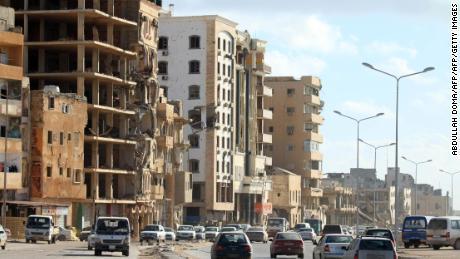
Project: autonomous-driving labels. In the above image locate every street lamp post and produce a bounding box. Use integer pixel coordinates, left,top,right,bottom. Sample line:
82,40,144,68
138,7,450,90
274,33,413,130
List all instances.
401,156,432,215
362,62,434,231
439,169,460,215
333,111,384,168
359,138,395,223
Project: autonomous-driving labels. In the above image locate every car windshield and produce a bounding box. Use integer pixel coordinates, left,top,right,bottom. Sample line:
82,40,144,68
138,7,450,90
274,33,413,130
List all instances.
164,228,173,232
221,227,236,232
143,225,160,231
276,233,301,240
323,225,341,233
428,219,447,230
247,227,264,232
359,239,393,250
299,228,312,232
325,235,353,243
366,230,393,239
96,219,129,235
26,217,51,229
206,227,218,232
218,233,247,244
268,219,283,226
404,218,426,229
178,226,194,231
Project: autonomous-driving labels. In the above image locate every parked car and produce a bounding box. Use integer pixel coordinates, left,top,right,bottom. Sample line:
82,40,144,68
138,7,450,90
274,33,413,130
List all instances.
55,226,72,241
79,226,92,241
342,236,398,259
205,226,220,241
224,224,243,231
270,232,304,258
194,226,206,240
321,224,348,236
87,229,96,250
298,228,317,241
176,225,196,241
240,224,252,232
245,227,268,243
211,231,252,259
312,234,353,259
364,228,395,247
294,223,311,232
164,227,176,241
427,216,460,250
140,224,166,245
0,225,7,249
220,226,237,232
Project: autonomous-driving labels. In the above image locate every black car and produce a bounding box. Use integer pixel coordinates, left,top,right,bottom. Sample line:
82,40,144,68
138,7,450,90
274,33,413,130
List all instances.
211,232,252,259
364,228,396,247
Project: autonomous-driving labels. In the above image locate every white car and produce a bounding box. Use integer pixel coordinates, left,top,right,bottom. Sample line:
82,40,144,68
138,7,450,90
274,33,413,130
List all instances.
176,225,196,241
164,227,176,241
0,225,7,249
205,226,220,241
194,226,206,240
56,226,72,241
87,230,96,250
140,224,166,245
298,227,317,241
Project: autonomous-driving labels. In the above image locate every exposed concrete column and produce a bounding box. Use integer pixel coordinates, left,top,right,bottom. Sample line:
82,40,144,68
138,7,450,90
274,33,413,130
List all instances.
77,13,85,40
105,174,113,199
92,49,99,73
120,57,127,80
253,194,257,225
107,24,114,45
77,77,85,96
23,15,28,41
107,84,113,108
91,142,99,168
93,172,99,199
93,0,100,10
91,110,99,136
108,0,114,15
120,87,126,109
77,45,85,72
78,0,85,9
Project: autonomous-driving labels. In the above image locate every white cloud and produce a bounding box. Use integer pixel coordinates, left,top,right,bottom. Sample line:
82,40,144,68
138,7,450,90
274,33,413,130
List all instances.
265,50,326,77
367,41,417,58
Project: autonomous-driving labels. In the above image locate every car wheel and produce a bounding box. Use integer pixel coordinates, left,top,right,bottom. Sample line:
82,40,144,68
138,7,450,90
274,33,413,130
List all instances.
455,239,460,250
32,240,36,244
48,240,51,244
298,254,304,259
58,235,65,241
414,244,420,248
95,249,101,256
433,245,440,250
122,249,129,256
140,240,143,246
25,239,29,244
270,253,276,258
1,245,5,250
404,243,410,248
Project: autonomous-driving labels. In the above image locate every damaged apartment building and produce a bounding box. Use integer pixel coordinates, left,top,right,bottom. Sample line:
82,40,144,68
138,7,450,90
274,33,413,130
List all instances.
3,0,190,232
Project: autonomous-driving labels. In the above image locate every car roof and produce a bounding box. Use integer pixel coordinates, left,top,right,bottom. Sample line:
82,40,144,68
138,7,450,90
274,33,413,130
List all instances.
366,228,391,231
360,236,392,241
97,217,128,220
323,234,352,237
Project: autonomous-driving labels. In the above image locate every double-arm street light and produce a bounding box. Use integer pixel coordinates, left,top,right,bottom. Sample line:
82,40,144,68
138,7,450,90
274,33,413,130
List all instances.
333,110,384,168
359,139,395,223
439,169,460,215
401,156,432,215
362,62,435,230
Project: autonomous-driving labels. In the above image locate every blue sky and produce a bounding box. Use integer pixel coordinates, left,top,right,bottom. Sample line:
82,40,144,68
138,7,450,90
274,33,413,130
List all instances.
168,0,457,209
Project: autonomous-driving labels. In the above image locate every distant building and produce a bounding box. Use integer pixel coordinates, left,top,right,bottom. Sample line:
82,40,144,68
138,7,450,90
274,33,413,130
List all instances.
413,184,450,216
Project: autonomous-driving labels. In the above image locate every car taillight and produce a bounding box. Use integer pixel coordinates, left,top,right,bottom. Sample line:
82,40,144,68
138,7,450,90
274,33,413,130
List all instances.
441,232,450,239
427,234,433,238
354,252,359,259
394,251,398,259
243,245,251,252
297,240,304,246
216,245,224,252
324,244,330,252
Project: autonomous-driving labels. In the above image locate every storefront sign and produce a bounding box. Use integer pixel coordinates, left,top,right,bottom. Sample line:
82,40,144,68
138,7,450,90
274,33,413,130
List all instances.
255,203,272,215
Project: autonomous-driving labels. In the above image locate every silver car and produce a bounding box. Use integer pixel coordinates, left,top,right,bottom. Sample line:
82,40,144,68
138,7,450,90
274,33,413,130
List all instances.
342,236,398,259
313,234,353,259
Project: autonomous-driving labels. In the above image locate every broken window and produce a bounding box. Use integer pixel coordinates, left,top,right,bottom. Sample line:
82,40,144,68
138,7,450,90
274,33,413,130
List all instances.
46,166,52,177
60,132,64,145
287,88,295,96
59,167,63,176
158,61,168,75
189,35,200,49
74,169,82,183
189,134,199,148
159,36,168,50
189,60,200,74
286,107,295,116
286,126,294,136
188,109,202,129
48,96,55,109
188,85,200,99
47,131,53,144
67,168,71,178
189,159,199,173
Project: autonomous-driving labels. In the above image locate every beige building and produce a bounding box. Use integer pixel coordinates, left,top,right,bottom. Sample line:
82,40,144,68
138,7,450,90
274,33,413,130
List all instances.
413,184,450,216
232,30,272,225
265,76,324,220
321,178,356,226
269,167,302,228
30,87,87,226
0,6,29,199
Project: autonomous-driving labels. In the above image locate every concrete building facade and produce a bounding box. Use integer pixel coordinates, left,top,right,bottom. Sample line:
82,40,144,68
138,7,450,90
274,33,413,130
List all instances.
265,76,324,221
158,14,237,224
413,184,450,216
269,167,302,228
232,30,272,225
321,177,356,226
0,6,29,200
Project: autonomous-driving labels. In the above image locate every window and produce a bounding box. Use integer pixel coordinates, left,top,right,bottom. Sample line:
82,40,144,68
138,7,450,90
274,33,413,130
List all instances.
227,89,231,101
286,107,295,115
159,36,168,50
48,96,55,109
158,61,168,74
287,88,295,96
304,104,318,114
218,37,221,49
304,123,314,132
223,89,226,101
217,136,220,147
287,144,294,151
47,131,53,144
286,126,294,135
221,137,225,148
221,159,225,172
67,168,71,178
68,133,71,141
189,159,199,173
217,62,220,74
188,85,200,99
189,60,200,74
60,132,64,145
227,65,231,77
189,35,200,49
223,39,226,51
304,85,319,96
227,138,230,149
74,169,82,183
161,86,168,98
217,85,220,100
188,109,202,129
268,126,274,133
189,134,199,148
228,41,232,53
216,161,219,172
46,166,52,177
222,64,226,76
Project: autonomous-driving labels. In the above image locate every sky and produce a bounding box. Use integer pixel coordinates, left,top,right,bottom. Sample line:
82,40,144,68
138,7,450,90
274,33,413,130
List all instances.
166,0,457,209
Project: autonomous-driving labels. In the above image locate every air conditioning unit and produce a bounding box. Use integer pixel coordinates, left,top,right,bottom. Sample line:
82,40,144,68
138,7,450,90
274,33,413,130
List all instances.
162,51,169,56
161,75,168,80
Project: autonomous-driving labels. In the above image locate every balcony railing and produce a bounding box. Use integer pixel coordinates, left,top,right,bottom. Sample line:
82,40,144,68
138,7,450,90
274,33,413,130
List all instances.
257,109,273,120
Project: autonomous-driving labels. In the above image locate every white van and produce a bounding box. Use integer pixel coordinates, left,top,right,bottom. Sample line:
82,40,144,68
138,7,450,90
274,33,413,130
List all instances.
427,216,460,250
93,217,130,256
24,215,56,244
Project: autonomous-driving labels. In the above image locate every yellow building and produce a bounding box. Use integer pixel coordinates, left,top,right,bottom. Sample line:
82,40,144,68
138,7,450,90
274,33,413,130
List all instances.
265,76,324,220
